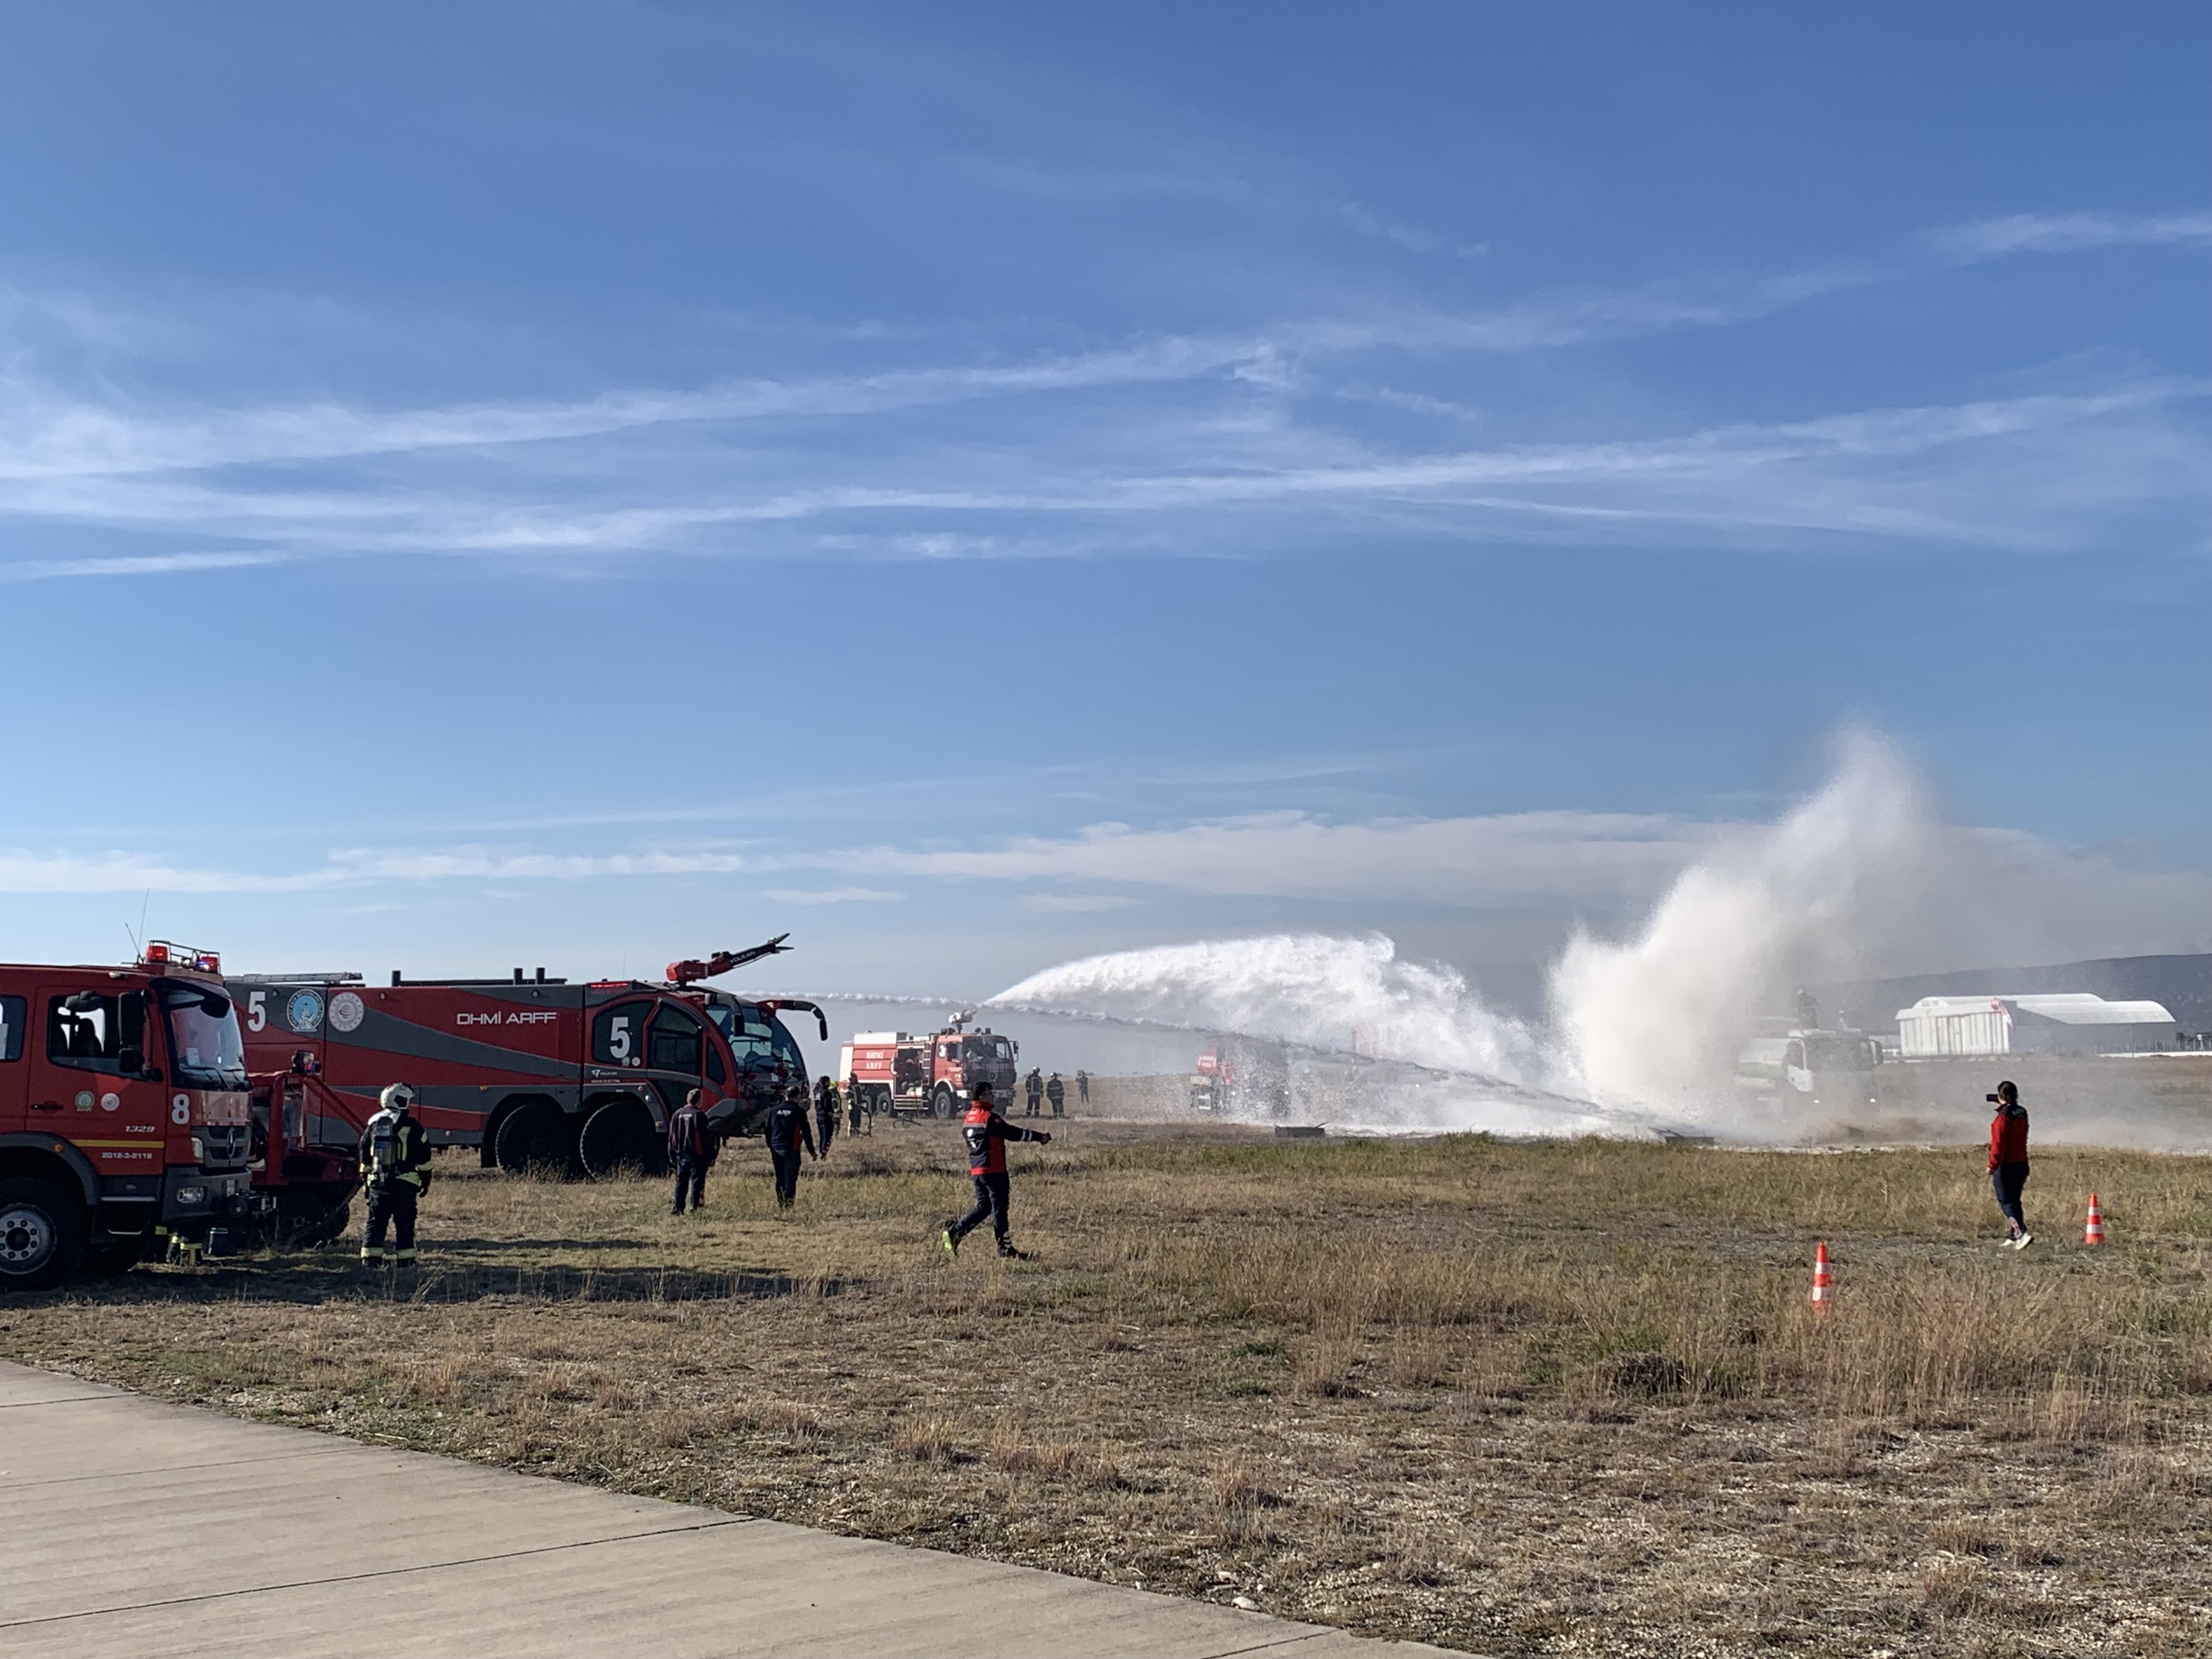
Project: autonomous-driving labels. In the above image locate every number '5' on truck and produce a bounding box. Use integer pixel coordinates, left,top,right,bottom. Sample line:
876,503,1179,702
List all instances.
230,938,822,1218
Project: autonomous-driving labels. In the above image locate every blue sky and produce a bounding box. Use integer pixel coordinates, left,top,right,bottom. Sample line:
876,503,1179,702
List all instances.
2,3,2208,1007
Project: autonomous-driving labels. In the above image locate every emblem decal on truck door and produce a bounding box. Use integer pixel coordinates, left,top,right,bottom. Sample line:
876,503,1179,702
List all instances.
286,989,325,1034
329,991,365,1032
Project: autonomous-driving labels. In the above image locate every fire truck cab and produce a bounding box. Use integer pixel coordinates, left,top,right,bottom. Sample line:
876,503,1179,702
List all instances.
0,944,262,1290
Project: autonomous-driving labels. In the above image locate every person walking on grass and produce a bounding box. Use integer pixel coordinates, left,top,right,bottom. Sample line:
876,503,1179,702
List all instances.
813,1072,840,1159
847,1076,866,1137
1989,1080,2033,1248
1076,1069,1089,1108
940,1080,1049,1260
668,1087,715,1215
1045,1070,1066,1118
1024,1066,1045,1118
765,1081,817,1210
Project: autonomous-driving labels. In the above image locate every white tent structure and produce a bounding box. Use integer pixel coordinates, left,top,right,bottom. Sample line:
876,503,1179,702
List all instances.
1897,994,2179,1058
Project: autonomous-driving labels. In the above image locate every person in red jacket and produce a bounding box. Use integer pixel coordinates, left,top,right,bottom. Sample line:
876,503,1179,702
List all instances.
940,1080,1049,1259
1988,1080,2032,1249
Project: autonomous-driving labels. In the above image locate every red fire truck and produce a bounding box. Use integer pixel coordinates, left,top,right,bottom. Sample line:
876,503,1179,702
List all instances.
839,1012,1019,1119
1,943,263,1290
231,938,823,1182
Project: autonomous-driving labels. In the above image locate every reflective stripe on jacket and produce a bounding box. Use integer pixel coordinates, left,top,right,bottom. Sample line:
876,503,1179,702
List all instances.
962,1105,1041,1175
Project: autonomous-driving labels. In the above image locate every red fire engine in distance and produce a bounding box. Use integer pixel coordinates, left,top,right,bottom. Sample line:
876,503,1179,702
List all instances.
839,1011,1018,1120
231,938,823,1180
1,943,263,1290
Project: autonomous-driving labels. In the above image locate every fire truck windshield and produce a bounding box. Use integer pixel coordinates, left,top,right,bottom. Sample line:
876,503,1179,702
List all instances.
157,982,248,1090
965,1036,1013,1061
706,1003,806,1075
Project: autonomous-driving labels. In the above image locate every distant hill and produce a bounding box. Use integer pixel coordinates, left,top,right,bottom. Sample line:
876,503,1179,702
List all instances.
1814,954,2212,1038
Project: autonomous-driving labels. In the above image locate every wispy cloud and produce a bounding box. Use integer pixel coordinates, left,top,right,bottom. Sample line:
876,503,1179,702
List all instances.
765,886,904,905
0,550,289,582
9,799,2212,968
1928,211,2212,260
0,207,2207,573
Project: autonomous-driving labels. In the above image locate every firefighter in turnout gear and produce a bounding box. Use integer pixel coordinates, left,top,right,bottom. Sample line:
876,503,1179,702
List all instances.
814,1072,840,1159
940,1081,1048,1259
359,1083,433,1263
1045,1071,1066,1117
764,1082,816,1210
1024,1067,1045,1118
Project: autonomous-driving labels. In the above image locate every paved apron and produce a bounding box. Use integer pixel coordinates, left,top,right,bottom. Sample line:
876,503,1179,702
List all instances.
0,1361,1456,1658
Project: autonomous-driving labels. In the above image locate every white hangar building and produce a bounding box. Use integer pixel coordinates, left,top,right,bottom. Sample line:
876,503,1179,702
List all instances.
1897,994,2179,1058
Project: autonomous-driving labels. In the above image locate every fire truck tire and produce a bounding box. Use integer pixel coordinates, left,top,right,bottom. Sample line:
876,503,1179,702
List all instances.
0,1178,87,1293
579,1099,667,1179
932,1085,955,1120
495,1101,580,1178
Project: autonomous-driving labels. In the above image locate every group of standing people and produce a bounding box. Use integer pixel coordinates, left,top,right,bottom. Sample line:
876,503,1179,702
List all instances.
1022,1067,1084,1117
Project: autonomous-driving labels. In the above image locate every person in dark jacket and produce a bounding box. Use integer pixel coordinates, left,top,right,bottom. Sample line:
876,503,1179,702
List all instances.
359,1082,434,1263
940,1081,1049,1259
1988,1080,2032,1249
668,1088,716,1215
813,1073,840,1159
1045,1071,1066,1118
1075,1069,1090,1107
847,1076,866,1136
1024,1067,1045,1118
764,1082,817,1210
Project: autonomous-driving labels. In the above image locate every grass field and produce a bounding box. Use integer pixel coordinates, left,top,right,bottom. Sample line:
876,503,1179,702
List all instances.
5,1119,2212,1657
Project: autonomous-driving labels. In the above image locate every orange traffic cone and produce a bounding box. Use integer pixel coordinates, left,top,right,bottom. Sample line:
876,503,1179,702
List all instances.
2084,1193,2106,1246
1810,1241,1833,1314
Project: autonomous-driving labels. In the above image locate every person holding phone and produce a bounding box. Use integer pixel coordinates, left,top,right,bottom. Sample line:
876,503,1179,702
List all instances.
1988,1081,2032,1249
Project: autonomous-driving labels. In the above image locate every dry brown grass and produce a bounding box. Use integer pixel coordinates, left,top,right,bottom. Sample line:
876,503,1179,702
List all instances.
4,1121,2212,1656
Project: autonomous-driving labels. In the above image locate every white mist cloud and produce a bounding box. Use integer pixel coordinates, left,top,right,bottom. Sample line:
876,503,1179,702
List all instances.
987,732,2212,1136
995,932,1546,1083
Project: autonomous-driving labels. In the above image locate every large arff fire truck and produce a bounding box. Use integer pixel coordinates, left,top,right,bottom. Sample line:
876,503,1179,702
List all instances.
1,943,263,1290
232,937,823,1187
839,1012,1019,1119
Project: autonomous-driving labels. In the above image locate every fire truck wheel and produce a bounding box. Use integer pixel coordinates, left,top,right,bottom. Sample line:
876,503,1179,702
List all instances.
0,1178,87,1292
932,1085,955,1120
495,1102,580,1178
579,1099,666,1179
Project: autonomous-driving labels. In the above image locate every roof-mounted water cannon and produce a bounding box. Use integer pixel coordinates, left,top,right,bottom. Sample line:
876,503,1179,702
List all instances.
947,1008,975,1033
761,998,830,1041
666,934,792,986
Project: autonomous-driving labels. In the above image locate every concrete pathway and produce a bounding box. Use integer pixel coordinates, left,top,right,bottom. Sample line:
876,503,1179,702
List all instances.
0,1362,1455,1658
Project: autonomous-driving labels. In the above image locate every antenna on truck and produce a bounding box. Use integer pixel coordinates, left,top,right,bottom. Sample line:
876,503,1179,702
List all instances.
666,934,792,986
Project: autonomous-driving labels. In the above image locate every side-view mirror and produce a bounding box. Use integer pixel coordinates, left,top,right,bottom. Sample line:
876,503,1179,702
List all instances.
118,1045,144,1075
